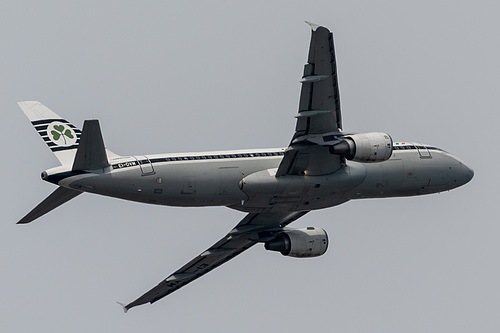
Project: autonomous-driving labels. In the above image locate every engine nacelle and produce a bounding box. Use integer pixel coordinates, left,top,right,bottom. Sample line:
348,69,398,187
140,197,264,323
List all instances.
264,227,328,258
330,132,393,163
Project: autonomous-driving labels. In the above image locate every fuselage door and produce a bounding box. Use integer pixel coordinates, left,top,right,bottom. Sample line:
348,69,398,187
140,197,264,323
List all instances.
414,143,432,159
135,155,155,175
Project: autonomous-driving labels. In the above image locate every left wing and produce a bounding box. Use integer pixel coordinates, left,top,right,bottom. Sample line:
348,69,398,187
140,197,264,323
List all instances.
122,211,308,312
277,23,344,176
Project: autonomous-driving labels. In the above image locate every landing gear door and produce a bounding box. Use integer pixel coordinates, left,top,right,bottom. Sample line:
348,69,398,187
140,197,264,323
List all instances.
135,155,155,175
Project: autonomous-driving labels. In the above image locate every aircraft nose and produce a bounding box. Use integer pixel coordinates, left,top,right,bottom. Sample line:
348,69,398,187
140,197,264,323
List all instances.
453,160,474,187
464,165,474,184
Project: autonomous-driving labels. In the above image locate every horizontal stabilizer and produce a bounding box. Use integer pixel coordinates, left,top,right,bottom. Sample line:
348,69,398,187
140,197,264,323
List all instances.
72,120,110,171
18,187,82,224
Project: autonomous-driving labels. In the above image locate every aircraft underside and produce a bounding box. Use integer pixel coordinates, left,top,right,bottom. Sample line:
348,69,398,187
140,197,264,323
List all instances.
56,146,471,214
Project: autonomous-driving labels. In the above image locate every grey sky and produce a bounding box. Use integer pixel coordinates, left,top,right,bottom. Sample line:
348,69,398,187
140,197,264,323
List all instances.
1,1,498,332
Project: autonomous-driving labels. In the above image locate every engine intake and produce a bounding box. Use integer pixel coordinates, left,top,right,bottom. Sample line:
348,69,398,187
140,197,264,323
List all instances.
330,132,393,163
265,227,328,258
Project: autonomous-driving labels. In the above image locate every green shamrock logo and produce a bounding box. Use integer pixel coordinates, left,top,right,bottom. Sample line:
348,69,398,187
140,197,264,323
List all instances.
50,124,75,145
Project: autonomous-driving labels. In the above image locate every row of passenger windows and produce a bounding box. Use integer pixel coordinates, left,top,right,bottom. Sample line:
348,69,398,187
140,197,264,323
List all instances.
393,145,443,151
149,151,285,163
394,145,423,150
125,145,446,168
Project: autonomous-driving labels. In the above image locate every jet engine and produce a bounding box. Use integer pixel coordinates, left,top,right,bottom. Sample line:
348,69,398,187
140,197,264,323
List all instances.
264,227,328,258
329,132,393,162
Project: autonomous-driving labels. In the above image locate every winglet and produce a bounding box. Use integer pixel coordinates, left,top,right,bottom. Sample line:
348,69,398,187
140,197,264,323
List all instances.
305,21,321,31
117,302,129,313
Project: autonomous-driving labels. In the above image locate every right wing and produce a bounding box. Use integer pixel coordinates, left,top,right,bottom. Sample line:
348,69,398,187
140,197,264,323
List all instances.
277,23,344,176
122,211,308,312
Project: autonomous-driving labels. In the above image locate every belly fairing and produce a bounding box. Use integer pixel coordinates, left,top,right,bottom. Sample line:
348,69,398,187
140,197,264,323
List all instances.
238,163,366,212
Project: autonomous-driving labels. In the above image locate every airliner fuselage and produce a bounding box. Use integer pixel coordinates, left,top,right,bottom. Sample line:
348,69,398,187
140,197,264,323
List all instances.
46,143,473,213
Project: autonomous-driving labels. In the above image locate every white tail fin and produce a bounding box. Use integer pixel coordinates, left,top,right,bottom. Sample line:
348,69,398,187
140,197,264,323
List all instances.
17,102,121,224
18,101,82,166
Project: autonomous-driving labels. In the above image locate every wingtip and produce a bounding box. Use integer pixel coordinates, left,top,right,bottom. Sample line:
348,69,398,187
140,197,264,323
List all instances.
17,215,34,224
117,302,129,313
305,21,321,31
17,101,41,108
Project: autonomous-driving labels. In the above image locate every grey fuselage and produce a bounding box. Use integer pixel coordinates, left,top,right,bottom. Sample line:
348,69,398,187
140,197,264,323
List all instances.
47,143,474,214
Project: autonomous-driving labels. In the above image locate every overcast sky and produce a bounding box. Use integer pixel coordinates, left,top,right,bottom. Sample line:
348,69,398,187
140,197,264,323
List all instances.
1,1,498,332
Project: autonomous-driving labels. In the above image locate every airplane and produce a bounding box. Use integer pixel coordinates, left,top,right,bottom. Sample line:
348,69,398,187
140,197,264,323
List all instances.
17,22,473,312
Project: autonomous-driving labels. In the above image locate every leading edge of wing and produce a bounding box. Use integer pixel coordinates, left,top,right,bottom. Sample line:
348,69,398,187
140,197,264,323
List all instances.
122,211,308,312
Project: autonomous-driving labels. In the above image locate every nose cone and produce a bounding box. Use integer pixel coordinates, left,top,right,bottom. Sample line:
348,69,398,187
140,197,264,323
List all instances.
454,160,474,188
463,165,474,185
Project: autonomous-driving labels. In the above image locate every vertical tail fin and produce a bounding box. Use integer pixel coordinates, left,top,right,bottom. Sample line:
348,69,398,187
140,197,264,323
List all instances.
17,101,120,224
18,101,82,166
